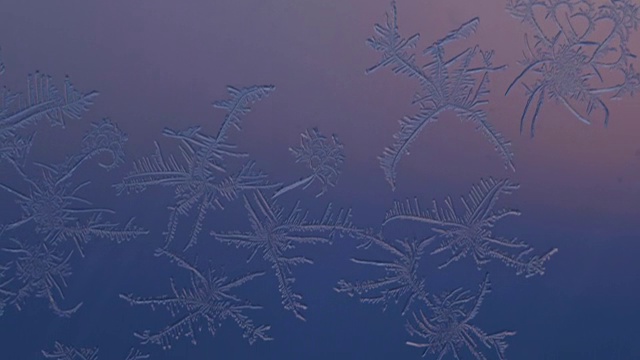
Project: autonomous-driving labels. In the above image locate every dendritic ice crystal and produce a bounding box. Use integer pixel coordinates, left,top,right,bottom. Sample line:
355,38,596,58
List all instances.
505,0,640,136
0,60,98,154
0,48,98,165
212,190,365,321
366,1,513,190
0,119,147,258
384,178,558,277
42,342,148,360
335,234,432,315
115,84,278,251
120,248,272,350
2,238,82,317
405,274,516,360
272,127,345,199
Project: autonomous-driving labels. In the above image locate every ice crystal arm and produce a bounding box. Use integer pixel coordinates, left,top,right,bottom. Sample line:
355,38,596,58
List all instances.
42,342,99,360
51,215,149,257
163,160,279,251
120,249,270,349
0,132,34,166
213,85,275,143
0,72,98,133
365,0,422,77
114,141,189,194
368,2,511,189
335,235,433,315
385,178,556,276
123,349,149,360
0,263,13,316
213,190,363,320
423,17,479,55
3,239,83,317
405,273,516,360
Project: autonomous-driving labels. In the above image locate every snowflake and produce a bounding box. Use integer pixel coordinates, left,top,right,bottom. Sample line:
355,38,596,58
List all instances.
406,273,516,360
115,84,278,251
273,127,345,198
120,248,271,349
2,238,82,317
0,120,147,257
42,342,149,360
212,190,366,321
384,178,558,277
366,1,512,190
506,0,640,136
335,234,432,315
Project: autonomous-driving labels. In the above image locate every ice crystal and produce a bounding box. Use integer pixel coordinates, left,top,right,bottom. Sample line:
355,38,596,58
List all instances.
506,0,640,136
406,274,516,359
115,84,277,251
120,248,271,349
273,127,345,198
2,239,82,317
212,190,365,321
42,342,149,360
0,119,147,257
367,1,512,189
384,178,558,277
335,234,432,315
0,67,98,142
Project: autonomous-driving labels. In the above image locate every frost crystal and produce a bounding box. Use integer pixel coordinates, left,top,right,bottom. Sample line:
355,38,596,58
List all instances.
41,342,149,360
0,66,98,143
0,119,147,257
120,248,271,349
384,178,558,277
273,127,345,198
2,239,82,317
212,190,364,321
367,1,512,189
115,84,277,251
335,234,432,315
406,274,516,359
506,0,640,136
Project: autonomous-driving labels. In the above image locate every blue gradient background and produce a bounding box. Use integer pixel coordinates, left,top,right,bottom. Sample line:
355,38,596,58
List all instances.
0,0,639,358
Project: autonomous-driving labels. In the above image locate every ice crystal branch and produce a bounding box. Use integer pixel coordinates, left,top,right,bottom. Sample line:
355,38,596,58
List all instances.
506,0,640,136
212,190,367,321
120,248,271,349
367,1,512,189
335,234,433,315
406,273,516,359
384,178,558,277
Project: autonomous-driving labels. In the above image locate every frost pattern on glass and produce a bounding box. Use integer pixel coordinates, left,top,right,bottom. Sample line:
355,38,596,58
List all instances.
42,342,149,360
273,127,345,198
0,69,98,139
335,234,432,315
115,85,277,251
0,119,147,258
0,262,13,316
506,0,640,136
212,190,365,321
384,178,558,277
405,274,516,360
120,248,271,350
366,1,513,190
0,52,97,165
2,239,82,317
